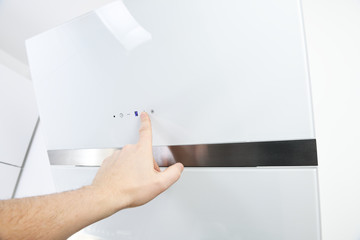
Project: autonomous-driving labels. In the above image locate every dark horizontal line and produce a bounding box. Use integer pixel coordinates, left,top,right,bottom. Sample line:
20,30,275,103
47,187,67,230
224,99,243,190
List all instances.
160,139,318,167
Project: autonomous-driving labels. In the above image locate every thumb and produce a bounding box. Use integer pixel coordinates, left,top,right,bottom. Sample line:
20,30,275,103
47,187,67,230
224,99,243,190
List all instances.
159,163,184,190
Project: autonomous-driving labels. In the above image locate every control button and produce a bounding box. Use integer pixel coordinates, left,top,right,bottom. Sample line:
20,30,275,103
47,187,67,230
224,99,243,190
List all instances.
119,113,123,118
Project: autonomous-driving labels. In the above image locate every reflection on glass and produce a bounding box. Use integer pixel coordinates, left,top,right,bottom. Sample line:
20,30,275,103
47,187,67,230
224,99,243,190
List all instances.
95,1,152,51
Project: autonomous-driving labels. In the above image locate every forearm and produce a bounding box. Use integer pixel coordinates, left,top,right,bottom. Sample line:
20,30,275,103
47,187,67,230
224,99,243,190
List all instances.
0,186,122,240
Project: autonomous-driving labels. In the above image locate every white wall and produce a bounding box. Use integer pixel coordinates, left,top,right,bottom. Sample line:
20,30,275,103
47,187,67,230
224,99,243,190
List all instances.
302,0,360,239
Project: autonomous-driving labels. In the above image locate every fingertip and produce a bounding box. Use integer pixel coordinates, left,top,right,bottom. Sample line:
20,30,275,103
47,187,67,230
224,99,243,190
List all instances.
175,162,184,173
140,111,148,121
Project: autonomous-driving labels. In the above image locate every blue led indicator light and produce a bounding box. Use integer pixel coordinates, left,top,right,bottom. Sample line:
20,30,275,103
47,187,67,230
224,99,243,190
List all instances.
134,111,138,117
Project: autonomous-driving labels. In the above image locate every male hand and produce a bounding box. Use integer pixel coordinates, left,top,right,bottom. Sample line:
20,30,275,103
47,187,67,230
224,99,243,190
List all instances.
0,112,183,240
91,112,184,212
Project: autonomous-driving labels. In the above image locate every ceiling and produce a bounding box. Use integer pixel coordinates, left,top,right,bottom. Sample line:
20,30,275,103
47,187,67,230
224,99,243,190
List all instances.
0,0,114,65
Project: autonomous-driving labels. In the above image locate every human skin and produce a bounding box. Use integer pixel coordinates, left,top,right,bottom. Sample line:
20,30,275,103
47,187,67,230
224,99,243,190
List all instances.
0,112,184,240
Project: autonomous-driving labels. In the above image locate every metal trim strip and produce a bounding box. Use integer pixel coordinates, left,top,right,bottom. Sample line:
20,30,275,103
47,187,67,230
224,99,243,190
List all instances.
48,139,317,167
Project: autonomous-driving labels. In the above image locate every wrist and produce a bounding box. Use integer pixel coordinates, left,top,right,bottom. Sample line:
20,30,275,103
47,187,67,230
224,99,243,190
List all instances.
84,185,129,215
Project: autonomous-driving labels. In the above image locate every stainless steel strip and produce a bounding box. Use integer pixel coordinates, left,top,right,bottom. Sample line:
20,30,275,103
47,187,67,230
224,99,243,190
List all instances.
48,139,317,167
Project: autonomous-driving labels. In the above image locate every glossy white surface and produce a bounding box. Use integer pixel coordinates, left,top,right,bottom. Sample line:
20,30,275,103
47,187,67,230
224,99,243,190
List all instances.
0,64,38,167
0,163,20,199
52,167,321,240
27,0,314,150
0,0,114,64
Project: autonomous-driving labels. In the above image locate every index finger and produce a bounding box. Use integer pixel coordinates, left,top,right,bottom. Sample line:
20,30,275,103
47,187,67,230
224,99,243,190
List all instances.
137,112,153,149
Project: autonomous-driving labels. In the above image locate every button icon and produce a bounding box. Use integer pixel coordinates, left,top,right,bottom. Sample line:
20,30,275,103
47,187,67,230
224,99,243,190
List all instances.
119,113,124,118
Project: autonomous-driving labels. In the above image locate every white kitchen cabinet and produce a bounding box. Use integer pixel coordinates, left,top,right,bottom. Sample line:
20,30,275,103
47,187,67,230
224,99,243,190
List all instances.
0,163,21,199
0,64,38,167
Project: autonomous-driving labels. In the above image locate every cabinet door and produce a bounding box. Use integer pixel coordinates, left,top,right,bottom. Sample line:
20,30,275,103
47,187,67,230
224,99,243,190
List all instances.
0,64,38,167
0,163,20,199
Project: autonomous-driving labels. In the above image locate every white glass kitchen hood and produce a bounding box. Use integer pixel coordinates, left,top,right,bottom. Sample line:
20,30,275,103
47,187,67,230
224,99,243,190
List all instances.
27,0,316,167
26,0,321,239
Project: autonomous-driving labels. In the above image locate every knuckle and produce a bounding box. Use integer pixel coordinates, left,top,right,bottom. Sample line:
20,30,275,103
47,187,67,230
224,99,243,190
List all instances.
122,144,135,151
139,126,150,134
114,149,122,155
101,157,110,165
121,145,130,151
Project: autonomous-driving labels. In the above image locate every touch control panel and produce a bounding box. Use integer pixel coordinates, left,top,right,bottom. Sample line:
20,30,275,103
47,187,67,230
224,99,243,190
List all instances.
113,109,154,118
